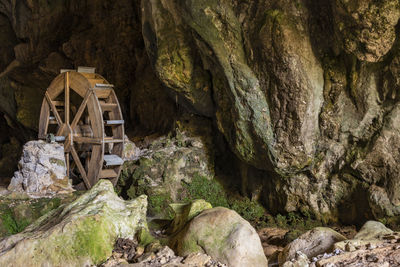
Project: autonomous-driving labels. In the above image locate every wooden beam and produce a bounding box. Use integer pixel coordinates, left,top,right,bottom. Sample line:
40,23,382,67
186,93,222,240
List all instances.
65,152,70,178
45,92,63,126
65,72,70,124
100,102,117,111
74,136,102,145
70,90,92,130
99,169,118,179
94,89,111,99
70,146,90,188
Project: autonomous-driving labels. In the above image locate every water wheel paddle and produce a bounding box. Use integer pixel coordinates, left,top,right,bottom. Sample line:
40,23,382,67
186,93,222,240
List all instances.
38,67,124,189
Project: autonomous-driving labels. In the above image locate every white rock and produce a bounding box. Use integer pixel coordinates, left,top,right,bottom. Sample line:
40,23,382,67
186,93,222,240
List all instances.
8,140,73,197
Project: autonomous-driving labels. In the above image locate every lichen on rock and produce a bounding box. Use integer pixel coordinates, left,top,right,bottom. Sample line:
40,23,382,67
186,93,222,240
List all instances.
0,180,148,267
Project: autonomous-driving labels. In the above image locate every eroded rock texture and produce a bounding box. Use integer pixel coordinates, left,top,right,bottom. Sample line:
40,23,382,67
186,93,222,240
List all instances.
141,0,400,222
1,0,400,223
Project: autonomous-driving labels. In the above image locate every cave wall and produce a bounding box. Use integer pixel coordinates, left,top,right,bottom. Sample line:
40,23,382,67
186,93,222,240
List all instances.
0,0,177,175
140,0,400,223
1,0,400,223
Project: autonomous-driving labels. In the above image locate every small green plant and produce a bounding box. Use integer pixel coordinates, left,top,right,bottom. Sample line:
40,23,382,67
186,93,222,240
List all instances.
1,209,30,235
182,174,229,208
148,194,174,219
276,214,288,228
229,197,266,222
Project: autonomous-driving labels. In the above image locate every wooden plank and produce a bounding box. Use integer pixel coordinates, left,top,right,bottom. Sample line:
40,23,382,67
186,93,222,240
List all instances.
60,69,76,73
104,120,124,125
79,72,96,79
52,101,64,106
70,146,90,188
45,92,63,126
100,102,117,111
65,152,70,178
99,169,118,179
70,90,92,130
77,66,95,73
94,89,111,99
103,154,123,166
88,79,105,88
103,138,124,143
65,72,70,124
95,83,114,88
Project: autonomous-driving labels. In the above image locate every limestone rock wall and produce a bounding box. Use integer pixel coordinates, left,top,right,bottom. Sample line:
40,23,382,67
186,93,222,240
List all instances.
1,0,400,223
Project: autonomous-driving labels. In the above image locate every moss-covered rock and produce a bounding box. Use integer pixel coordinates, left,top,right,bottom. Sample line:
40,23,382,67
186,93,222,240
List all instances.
169,207,268,267
168,199,212,234
118,123,215,219
0,180,148,267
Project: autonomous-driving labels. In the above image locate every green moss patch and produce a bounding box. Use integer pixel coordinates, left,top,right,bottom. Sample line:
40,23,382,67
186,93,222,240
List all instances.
0,194,77,238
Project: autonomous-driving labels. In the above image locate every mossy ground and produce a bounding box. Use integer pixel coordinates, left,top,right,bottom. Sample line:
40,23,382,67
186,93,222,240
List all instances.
0,193,78,238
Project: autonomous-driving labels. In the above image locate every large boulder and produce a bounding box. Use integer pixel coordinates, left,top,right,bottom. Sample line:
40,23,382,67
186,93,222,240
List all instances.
8,140,74,197
0,180,148,267
169,207,268,267
354,221,393,240
279,227,346,265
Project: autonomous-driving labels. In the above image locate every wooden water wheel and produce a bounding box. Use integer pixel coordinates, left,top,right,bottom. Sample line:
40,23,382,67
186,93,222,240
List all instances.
38,67,125,189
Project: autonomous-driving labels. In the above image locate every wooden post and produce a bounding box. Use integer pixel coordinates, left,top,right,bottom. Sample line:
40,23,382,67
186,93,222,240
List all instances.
65,72,70,124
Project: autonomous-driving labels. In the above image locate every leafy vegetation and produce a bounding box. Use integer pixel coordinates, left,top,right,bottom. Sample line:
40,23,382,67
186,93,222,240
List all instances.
182,174,268,225
182,173,229,208
1,208,30,235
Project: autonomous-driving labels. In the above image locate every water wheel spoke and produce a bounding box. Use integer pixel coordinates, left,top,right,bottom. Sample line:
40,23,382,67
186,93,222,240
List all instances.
65,152,70,177
71,89,92,130
45,92,63,126
65,72,70,125
70,146,90,188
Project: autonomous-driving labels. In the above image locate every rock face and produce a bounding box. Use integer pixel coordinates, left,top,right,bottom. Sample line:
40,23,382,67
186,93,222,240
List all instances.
170,207,268,267
1,0,400,222
118,121,215,218
139,0,400,222
8,140,73,197
0,180,148,267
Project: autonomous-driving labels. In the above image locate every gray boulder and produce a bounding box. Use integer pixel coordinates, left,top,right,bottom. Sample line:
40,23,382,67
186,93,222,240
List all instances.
279,227,346,265
355,221,393,240
170,207,268,267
